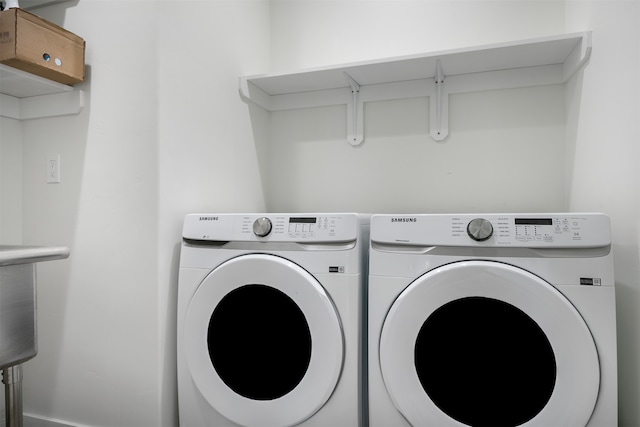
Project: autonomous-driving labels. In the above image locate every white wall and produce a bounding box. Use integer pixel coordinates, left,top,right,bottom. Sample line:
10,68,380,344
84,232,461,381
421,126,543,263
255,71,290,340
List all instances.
1,1,268,426
267,87,567,213
0,117,22,244
270,0,565,72
564,1,640,425
266,1,568,214
19,2,160,425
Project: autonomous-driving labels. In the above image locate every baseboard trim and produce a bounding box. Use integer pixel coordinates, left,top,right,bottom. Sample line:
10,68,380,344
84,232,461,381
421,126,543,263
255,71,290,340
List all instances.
23,414,84,427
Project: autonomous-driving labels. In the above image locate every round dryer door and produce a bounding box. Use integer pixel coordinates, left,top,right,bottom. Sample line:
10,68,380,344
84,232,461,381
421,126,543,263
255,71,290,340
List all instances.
379,260,600,427
184,254,344,427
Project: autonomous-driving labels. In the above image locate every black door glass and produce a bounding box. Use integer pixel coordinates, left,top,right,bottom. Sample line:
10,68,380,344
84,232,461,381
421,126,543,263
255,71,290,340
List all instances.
208,284,312,400
415,296,556,427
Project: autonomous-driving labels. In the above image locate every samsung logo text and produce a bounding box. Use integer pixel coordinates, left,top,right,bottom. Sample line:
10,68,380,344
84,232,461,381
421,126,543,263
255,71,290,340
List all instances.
391,217,417,223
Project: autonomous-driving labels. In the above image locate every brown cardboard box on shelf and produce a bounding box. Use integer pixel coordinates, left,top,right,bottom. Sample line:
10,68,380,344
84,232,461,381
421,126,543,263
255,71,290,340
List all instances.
0,7,85,85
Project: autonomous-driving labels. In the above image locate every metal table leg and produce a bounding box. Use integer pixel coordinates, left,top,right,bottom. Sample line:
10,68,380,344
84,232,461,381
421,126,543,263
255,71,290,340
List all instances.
2,364,23,427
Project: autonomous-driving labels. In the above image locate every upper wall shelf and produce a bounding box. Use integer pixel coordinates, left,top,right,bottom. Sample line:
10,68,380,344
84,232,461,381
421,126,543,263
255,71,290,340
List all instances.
1,0,69,9
0,1,83,120
240,32,592,144
0,64,84,120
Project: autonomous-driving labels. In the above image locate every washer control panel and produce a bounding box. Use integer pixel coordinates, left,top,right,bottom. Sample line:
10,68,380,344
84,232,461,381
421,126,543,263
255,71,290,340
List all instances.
183,213,360,242
371,213,611,248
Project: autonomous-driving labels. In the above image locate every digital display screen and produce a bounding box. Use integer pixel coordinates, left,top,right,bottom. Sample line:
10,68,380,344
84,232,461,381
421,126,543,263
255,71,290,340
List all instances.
515,218,553,226
289,217,317,224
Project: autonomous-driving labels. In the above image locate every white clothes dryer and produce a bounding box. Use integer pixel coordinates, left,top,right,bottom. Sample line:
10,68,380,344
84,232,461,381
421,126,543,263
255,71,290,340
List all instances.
368,213,617,427
178,213,369,427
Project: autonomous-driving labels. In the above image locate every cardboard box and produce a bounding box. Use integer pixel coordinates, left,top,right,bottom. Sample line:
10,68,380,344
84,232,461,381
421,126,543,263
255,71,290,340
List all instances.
0,8,85,85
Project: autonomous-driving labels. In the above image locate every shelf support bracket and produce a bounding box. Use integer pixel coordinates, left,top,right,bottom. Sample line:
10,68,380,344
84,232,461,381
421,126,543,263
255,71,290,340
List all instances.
238,77,272,111
430,60,449,141
344,72,364,145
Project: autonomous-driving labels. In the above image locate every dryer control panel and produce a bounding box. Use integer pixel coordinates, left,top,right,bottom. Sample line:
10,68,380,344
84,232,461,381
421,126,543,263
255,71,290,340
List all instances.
371,213,611,248
183,213,362,243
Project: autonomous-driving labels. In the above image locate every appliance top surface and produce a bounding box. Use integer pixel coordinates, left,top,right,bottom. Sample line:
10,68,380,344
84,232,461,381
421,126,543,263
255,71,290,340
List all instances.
371,213,611,249
183,213,368,244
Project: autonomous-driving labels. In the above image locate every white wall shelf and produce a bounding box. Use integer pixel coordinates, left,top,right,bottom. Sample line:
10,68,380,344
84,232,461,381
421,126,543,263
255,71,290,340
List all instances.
0,64,84,120
239,31,591,144
1,0,68,9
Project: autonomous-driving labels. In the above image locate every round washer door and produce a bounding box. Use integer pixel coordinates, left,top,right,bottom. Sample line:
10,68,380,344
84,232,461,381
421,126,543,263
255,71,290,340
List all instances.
185,254,344,427
380,260,600,427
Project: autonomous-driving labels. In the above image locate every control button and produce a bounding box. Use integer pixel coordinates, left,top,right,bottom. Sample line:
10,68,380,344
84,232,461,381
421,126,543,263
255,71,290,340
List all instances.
467,218,494,241
252,217,272,237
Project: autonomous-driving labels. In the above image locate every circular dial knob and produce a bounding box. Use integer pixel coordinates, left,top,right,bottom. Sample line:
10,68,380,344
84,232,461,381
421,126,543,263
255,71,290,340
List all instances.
252,217,273,237
467,218,494,241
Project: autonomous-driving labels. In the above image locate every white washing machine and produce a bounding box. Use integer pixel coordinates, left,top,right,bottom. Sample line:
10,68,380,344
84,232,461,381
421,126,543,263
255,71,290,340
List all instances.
178,213,369,427
368,213,617,427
